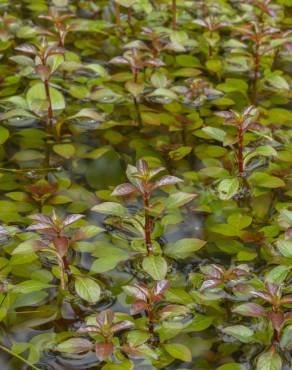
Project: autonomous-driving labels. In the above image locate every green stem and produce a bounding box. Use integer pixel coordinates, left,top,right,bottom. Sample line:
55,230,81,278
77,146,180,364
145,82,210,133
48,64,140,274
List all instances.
44,79,54,134
143,192,153,255
133,97,142,127
42,248,66,290
0,344,41,370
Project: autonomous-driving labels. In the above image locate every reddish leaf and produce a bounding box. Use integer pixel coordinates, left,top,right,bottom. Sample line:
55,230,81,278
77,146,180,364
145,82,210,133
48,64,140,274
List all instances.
232,268,249,277
53,236,69,257
28,214,53,224
281,294,292,304
200,279,222,290
35,65,50,81
95,342,114,361
149,166,165,178
215,111,235,120
109,56,129,65
96,309,114,328
206,264,225,279
121,345,145,358
137,159,148,174
111,320,134,333
133,283,150,300
26,223,52,231
268,311,284,332
144,58,165,67
153,280,170,296
266,283,279,297
111,183,137,196
63,214,84,227
131,300,148,315
78,326,99,333
16,44,38,55
154,175,183,189
250,290,273,303
232,303,266,318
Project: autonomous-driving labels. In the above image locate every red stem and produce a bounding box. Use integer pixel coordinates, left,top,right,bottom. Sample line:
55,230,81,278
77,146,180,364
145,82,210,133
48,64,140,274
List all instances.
44,79,53,133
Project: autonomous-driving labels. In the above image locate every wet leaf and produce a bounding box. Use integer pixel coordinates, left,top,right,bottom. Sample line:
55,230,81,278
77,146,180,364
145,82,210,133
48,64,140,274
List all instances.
142,256,167,280
75,276,101,303
164,343,192,362
256,350,282,370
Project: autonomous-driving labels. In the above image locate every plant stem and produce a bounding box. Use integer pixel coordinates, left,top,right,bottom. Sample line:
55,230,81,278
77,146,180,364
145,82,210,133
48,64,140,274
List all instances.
115,2,120,26
147,307,159,345
0,344,41,370
43,248,66,290
127,7,132,28
143,192,153,255
172,0,176,29
252,38,260,105
237,124,244,177
133,97,142,127
44,79,54,134
56,253,66,290
43,139,51,175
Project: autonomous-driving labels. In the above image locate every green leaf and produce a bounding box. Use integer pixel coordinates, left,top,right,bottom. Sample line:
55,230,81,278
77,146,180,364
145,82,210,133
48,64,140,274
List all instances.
0,126,9,144
150,72,168,88
26,82,65,111
206,59,222,73
56,338,93,353
91,252,128,273
218,178,239,200
276,240,292,258
102,360,133,370
244,146,277,165
280,325,292,351
202,126,226,142
217,364,247,370
14,280,53,294
12,149,44,162
227,214,252,230
91,202,128,217
164,238,206,259
53,144,76,159
12,240,40,255
142,255,167,280
166,192,196,209
176,55,200,67
169,146,192,161
164,343,192,362
223,325,254,343
249,172,285,188
266,265,291,284
75,276,101,303
184,314,214,332
125,81,144,97
256,350,282,370
264,75,289,90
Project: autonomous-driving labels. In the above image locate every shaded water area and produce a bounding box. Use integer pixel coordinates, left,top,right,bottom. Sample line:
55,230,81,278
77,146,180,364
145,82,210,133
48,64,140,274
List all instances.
0,1,291,370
